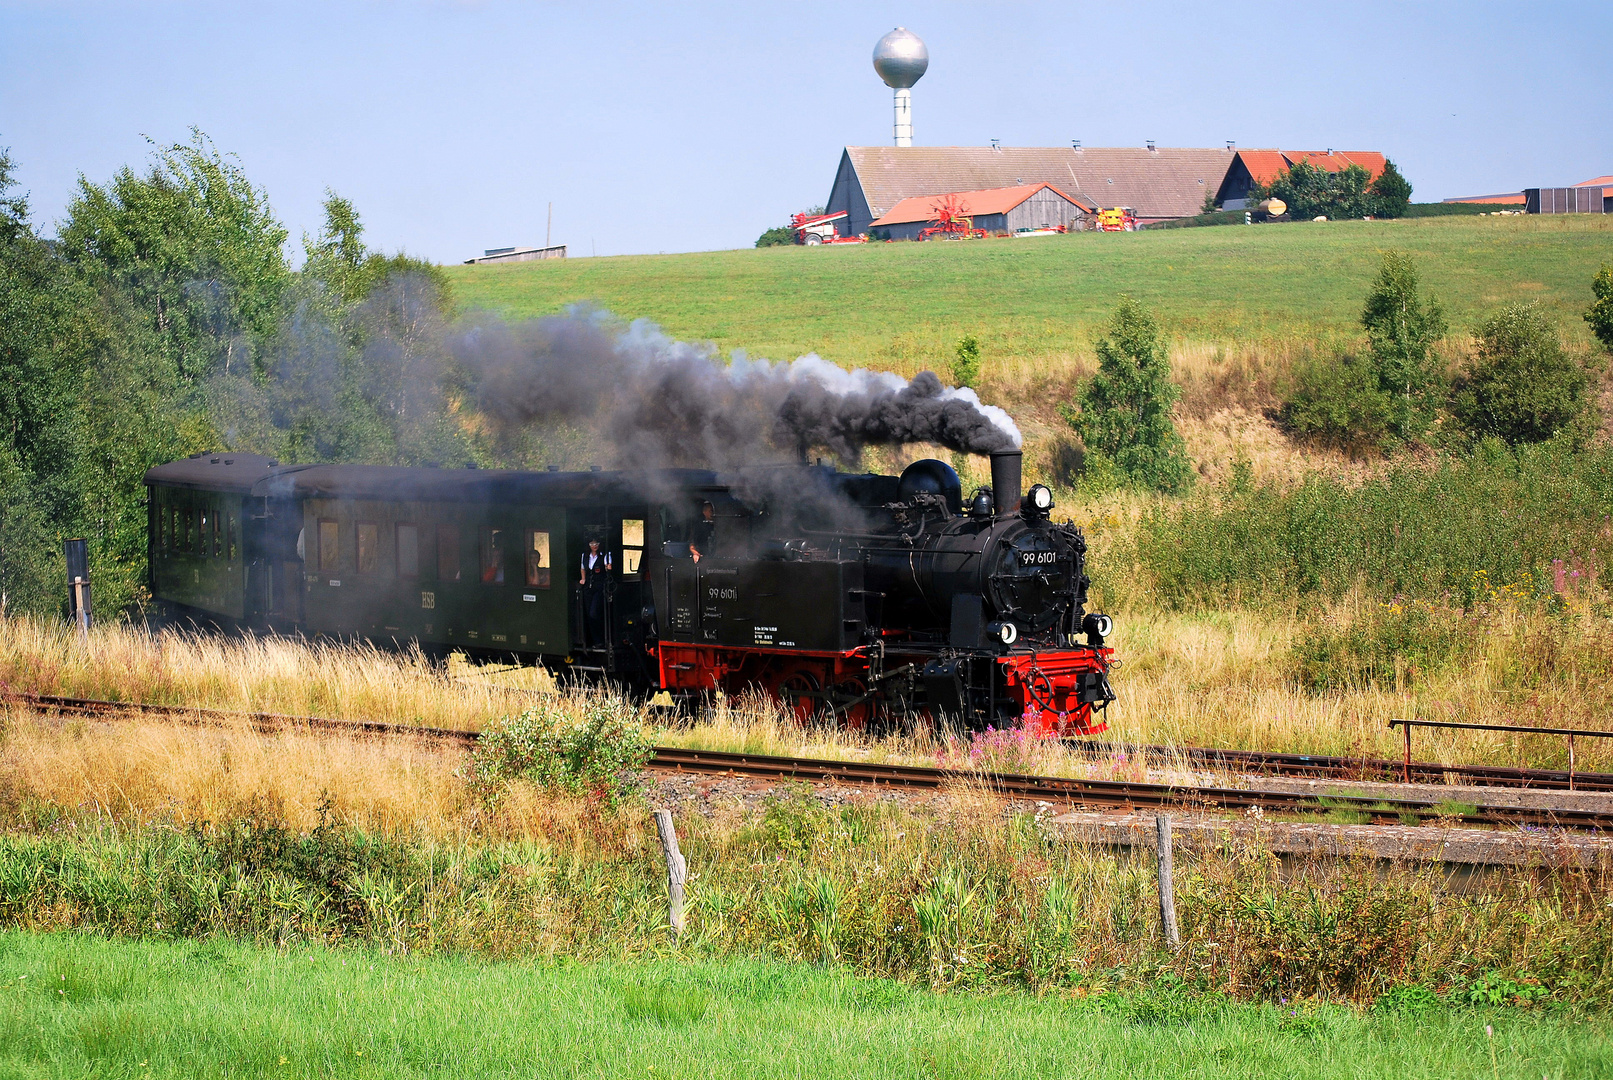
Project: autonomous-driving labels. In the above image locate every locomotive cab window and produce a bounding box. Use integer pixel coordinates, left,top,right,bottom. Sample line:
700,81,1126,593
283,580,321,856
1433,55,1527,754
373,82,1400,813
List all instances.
479,526,505,584
318,519,339,572
621,519,644,577
525,529,550,588
356,522,380,574
396,524,419,580
436,524,460,581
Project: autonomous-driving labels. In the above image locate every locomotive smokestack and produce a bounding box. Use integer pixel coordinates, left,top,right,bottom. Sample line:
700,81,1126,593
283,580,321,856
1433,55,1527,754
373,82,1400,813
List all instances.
990,450,1022,515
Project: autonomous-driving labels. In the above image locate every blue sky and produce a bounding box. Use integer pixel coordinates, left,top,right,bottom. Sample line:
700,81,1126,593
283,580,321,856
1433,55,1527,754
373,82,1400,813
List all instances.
2,1,1609,262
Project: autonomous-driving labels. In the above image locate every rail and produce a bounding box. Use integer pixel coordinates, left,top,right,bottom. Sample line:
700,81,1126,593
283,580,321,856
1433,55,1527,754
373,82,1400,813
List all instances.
1389,719,1613,791
8,693,1611,833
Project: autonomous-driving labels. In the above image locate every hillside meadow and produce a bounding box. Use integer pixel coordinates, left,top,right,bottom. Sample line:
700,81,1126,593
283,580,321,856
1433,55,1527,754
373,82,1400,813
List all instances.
447,215,1613,371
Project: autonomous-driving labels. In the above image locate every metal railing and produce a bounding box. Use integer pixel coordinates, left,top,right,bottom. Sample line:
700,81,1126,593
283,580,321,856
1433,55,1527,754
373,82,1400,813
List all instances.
1389,718,1613,791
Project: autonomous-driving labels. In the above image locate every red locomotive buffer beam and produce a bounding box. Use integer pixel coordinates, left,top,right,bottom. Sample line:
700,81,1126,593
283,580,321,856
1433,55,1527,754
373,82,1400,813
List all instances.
657,641,1112,737
999,651,1113,736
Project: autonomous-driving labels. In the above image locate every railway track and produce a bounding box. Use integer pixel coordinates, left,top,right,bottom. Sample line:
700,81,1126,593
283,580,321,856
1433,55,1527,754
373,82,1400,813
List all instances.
1070,740,1613,793
9,693,1612,833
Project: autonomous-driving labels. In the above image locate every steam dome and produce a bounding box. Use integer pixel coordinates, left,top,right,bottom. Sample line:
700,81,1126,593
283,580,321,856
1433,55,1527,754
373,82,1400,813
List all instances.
873,27,928,89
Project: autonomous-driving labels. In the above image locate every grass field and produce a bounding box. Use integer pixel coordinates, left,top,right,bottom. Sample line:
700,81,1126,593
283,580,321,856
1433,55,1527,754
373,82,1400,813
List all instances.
2,933,1608,1079
447,216,1613,374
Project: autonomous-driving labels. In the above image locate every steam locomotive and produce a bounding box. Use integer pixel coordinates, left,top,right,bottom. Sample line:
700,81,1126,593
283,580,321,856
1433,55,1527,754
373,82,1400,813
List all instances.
144,449,1115,734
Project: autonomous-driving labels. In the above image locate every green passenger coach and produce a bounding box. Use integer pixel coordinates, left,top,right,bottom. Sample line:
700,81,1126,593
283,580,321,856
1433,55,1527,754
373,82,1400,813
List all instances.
145,453,722,679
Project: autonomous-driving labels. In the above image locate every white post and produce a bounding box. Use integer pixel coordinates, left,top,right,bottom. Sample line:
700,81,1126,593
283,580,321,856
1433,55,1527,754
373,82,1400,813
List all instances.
893,88,912,146
1156,814,1180,948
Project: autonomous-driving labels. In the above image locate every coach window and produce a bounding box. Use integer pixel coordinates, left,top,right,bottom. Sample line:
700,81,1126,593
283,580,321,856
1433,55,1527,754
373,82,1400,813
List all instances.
318,519,339,573
200,507,212,557
213,505,224,558
227,512,237,562
479,526,505,584
356,522,380,574
621,519,644,578
156,502,167,553
524,529,550,588
436,524,460,581
396,524,419,580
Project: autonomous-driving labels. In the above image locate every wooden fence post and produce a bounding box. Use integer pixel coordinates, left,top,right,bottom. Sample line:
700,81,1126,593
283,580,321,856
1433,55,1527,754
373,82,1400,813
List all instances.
653,809,687,942
1156,814,1180,948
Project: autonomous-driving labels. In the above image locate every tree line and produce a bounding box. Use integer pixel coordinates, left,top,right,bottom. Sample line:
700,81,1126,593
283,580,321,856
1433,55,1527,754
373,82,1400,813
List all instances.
0,131,516,618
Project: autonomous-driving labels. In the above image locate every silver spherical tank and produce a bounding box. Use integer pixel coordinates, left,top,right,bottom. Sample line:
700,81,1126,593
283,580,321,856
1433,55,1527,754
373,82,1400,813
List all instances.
873,28,928,147
872,27,928,89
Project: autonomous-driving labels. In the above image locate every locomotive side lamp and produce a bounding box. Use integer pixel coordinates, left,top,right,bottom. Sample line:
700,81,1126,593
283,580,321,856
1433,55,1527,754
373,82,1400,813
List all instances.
1082,612,1113,645
987,621,1018,646
1027,484,1054,514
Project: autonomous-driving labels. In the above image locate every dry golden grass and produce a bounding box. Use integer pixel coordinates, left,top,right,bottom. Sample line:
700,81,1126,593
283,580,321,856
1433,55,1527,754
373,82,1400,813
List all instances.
1,599,1606,806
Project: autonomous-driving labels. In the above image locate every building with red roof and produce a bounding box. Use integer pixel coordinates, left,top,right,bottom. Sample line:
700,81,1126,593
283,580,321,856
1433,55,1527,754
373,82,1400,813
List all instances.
868,183,1094,239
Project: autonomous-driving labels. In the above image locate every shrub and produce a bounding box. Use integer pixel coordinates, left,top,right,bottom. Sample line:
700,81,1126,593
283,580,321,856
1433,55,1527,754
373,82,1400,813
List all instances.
1360,251,1447,444
950,335,981,388
1451,303,1592,446
1278,350,1394,453
1586,263,1613,354
464,695,652,805
1061,297,1192,495
755,226,796,248
1292,602,1474,691
1266,161,1371,221
1366,159,1413,219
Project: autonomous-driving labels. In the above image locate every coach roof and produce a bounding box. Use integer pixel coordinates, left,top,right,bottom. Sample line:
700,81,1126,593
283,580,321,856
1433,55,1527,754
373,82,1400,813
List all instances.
147,454,721,503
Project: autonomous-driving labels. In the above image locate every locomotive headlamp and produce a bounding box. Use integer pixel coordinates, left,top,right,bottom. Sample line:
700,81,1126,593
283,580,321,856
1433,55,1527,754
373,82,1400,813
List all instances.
1027,484,1054,512
1081,612,1113,643
988,621,1018,645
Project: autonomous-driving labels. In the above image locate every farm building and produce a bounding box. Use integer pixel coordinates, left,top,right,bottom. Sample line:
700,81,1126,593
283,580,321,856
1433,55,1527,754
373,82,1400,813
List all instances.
1444,174,1612,213
824,146,1392,235
1213,150,1388,209
868,183,1094,239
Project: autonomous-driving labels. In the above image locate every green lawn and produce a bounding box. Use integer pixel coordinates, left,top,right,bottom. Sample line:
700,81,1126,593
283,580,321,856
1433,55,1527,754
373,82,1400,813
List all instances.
1,931,1607,1079
447,216,1613,371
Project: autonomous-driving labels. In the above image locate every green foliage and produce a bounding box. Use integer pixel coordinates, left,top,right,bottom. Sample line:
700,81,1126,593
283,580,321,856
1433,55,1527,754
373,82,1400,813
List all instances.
1293,603,1473,691
1266,161,1372,221
950,334,981,388
1366,159,1413,219
1124,438,1613,608
1063,297,1192,494
1278,350,1393,453
464,696,652,804
620,982,712,1023
1360,251,1447,443
1587,263,1613,354
58,129,291,382
1451,303,1593,446
755,226,795,248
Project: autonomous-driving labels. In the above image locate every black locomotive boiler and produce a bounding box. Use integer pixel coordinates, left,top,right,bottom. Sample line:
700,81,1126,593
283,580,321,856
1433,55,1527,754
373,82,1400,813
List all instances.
145,449,1115,734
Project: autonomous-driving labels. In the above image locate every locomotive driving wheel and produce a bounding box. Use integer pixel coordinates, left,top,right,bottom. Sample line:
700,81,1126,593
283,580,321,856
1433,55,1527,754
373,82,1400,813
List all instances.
770,665,825,726
832,677,873,731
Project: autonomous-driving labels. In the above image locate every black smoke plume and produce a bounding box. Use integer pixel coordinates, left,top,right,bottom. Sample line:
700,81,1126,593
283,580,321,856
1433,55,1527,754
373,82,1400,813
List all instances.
450,309,1021,468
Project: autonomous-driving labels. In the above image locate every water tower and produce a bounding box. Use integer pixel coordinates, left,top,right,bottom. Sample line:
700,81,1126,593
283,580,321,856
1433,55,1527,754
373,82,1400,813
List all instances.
873,27,928,147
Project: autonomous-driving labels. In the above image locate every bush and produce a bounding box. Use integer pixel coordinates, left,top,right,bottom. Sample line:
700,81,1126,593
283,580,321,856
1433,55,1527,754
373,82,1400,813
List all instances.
1366,159,1413,219
1360,251,1447,444
1451,303,1592,446
950,335,980,388
755,226,796,248
1126,438,1613,608
1278,350,1393,453
1267,161,1371,221
1292,602,1474,691
1062,297,1192,494
464,695,652,805
1586,263,1613,354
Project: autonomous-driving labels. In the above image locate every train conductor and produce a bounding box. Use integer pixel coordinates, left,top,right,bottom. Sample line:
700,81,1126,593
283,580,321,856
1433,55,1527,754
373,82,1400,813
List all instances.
579,536,612,646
